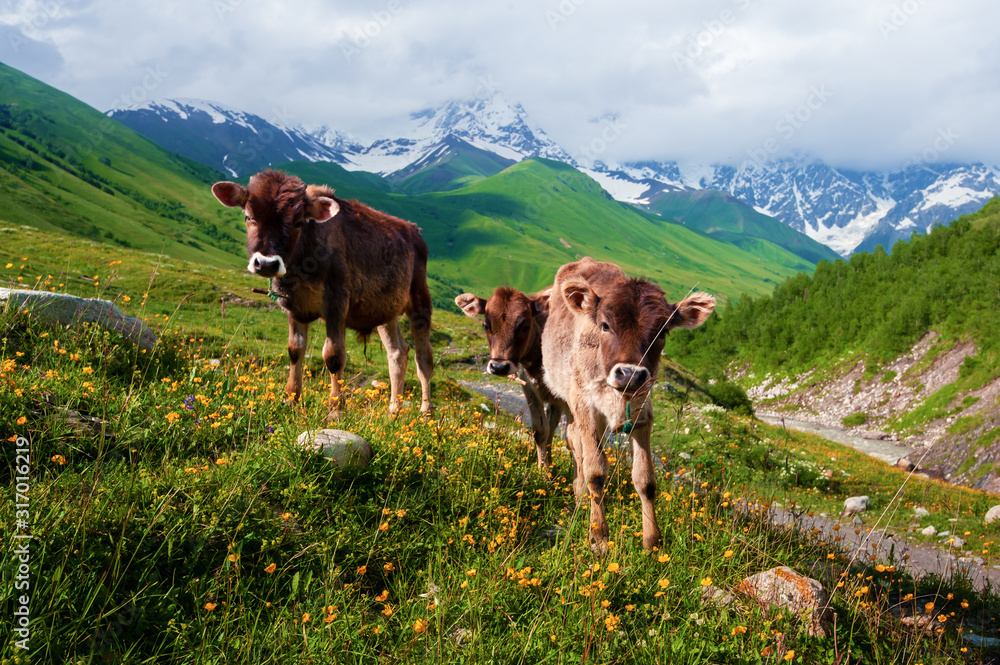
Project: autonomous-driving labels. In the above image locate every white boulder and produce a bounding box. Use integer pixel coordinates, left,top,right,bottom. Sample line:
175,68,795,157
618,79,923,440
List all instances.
842,496,870,517
296,429,373,468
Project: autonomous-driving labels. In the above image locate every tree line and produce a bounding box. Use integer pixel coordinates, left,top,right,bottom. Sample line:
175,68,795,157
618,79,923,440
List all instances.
665,197,1000,378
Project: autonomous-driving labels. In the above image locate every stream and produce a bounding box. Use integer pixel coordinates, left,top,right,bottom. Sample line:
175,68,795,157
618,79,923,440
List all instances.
757,414,914,465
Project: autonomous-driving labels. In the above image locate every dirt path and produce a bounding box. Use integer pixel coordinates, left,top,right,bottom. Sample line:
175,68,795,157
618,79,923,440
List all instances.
758,413,914,465
768,505,1000,592
460,378,1000,592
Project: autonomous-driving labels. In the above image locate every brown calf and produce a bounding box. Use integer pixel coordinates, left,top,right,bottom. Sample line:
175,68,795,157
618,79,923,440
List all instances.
212,170,433,418
455,287,567,469
541,257,715,554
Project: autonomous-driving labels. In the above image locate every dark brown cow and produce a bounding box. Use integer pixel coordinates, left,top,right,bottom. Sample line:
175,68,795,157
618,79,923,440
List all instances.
541,257,715,554
455,287,567,469
212,170,433,418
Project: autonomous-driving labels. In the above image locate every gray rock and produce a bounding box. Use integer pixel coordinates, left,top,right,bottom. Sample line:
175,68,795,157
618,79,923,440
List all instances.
735,566,832,638
678,452,692,460
946,537,965,548
985,505,1000,525
895,457,916,472
937,530,950,537
296,429,372,468
921,525,938,536
913,507,930,518
0,288,157,350
842,495,870,517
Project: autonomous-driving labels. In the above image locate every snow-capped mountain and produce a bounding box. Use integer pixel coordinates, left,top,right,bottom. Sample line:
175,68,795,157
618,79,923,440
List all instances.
594,159,1000,256
107,98,359,177
107,96,1000,257
308,96,574,175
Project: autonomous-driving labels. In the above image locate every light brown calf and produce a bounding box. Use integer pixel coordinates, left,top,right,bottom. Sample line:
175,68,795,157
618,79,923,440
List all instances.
455,287,567,469
212,170,433,419
541,258,715,554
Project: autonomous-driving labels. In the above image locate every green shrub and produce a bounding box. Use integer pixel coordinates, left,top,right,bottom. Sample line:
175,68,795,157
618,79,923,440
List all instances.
707,380,754,416
842,412,868,427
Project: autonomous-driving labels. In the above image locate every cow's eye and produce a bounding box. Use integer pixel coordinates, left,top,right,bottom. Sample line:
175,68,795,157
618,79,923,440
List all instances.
600,322,610,333
516,319,529,332
482,321,491,333
291,220,302,229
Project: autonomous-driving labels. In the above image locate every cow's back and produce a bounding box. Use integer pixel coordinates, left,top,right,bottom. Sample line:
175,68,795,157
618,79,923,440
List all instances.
327,197,429,331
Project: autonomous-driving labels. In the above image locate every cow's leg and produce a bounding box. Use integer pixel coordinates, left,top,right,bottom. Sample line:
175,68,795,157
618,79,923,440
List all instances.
546,403,562,469
407,318,433,416
322,322,348,421
522,378,551,469
376,318,409,414
630,405,661,552
565,420,585,503
285,316,309,401
575,409,610,556
408,271,434,415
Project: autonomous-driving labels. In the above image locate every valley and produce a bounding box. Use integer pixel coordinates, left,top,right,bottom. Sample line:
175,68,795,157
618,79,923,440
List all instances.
107,92,1000,259
3,56,1000,662
0,63,820,313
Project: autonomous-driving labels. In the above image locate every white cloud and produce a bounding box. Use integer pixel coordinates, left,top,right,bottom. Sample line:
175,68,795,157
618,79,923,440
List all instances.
2,0,998,169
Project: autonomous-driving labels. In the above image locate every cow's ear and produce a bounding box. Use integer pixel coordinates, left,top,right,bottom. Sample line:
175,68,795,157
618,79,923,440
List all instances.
212,182,248,208
562,279,596,315
307,196,340,223
669,292,716,330
530,287,552,317
455,293,486,318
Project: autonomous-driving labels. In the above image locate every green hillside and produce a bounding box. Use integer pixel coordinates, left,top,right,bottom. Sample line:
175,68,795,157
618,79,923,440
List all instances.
0,60,824,315
0,61,243,268
664,197,1000,378
273,158,817,305
2,227,988,663
389,136,515,195
643,189,842,266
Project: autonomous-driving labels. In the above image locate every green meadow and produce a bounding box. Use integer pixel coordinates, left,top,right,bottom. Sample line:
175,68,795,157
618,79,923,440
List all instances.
1,227,995,664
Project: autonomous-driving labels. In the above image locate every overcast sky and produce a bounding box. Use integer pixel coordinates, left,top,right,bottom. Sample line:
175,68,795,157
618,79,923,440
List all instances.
2,0,998,170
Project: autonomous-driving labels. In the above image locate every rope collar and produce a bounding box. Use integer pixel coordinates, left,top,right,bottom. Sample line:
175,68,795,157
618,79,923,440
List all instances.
251,280,289,302
623,401,634,434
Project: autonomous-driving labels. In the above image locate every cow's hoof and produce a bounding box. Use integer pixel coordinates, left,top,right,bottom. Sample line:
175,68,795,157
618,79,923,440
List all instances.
590,538,609,557
326,408,343,423
643,533,662,552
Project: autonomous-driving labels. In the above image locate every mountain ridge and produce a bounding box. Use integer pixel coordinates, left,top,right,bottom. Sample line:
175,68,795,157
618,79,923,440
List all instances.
0,62,816,314
108,94,1000,257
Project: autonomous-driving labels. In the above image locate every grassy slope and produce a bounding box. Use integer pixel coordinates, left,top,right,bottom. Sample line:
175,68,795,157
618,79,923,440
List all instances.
0,229,987,663
643,189,843,266
664,197,1000,477
0,62,244,269
666,197,1000,376
389,138,516,195
274,158,816,305
0,62,826,317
